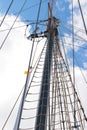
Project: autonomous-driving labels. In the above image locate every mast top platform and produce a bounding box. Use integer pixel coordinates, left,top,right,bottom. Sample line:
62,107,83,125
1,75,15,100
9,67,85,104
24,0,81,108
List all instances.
27,2,59,40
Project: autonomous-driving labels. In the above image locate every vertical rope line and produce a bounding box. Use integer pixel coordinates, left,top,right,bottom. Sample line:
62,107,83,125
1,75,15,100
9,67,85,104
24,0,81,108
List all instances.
57,44,66,130
71,1,82,129
0,0,14,27
53,38,56,129
29,0,42,68
53,39,58,129
48,30,50,130
55,41,62,130
51,45,55,129
13,1,42,129
56,38,71,129
2,86,24,130
72,0,76,127
59,59,72,129
58,28,70,71
77,0,87,35
0,0,27,50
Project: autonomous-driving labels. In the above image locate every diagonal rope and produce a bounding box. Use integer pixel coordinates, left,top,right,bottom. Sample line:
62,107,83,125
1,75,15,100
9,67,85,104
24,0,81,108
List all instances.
13,1,43,129
1,86,24,130
0,0,27,50
72,0,77,128
0,0,14,27
77,0,87,35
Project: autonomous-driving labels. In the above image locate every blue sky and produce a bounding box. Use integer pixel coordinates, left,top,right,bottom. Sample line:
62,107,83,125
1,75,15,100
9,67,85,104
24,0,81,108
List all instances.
0,0,71,28
0,0,87,129
0,0,49,21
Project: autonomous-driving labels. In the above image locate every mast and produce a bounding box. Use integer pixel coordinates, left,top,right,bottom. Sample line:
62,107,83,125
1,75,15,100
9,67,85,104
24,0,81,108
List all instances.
13,1,87,130
1,0,87,130
35,3,55,130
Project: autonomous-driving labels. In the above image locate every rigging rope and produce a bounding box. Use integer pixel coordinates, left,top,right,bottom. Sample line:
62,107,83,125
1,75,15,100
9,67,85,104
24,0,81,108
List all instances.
59,28,87,124
58,28,87,85
0,20,47,33
72,0,77,128
58,29,70,70
0,0,27,50
75,56,87,84
1,41,46,129
15,35,87,130
1,86,24,130
28,0,43,68
14,0,47,15
13,1,43,129
1,44,45,129
0,0,14,27
59,25,87,50
77,0,87,35
61,21,86,34
60,23,87,43
0,24,26,33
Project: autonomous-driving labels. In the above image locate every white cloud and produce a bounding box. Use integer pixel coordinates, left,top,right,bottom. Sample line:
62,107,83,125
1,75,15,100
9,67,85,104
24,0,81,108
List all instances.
66,1,87,121
0,3,87,129
0,14,32,129
66,0,87,68
63,1,87,125
58,0,87,54
69,0,87,9
83,62,87,69
68,0,87,35
55,1,65,11
0,13,47,130
69,66,87,115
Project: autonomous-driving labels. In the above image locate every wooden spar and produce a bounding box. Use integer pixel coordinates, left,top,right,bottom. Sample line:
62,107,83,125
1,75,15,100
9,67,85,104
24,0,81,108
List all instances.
48,3,53,19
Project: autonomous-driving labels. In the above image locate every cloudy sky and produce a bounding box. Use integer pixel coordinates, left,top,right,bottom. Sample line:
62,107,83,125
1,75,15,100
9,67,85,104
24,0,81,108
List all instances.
0,0,87,129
